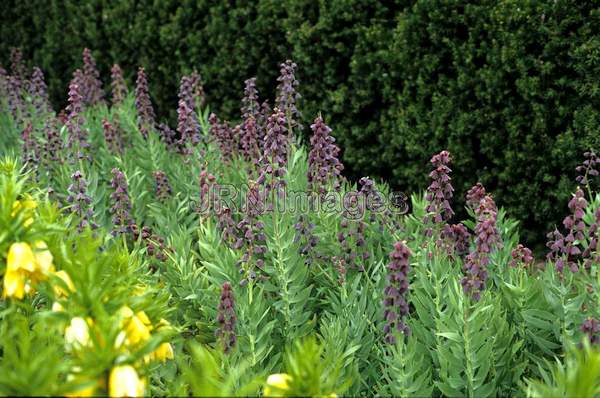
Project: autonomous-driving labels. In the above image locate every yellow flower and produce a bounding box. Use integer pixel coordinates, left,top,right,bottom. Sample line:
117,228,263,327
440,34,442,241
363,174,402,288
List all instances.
7,242,36,273
30,241,55,283
109,365,145,397
53,270,75,297
263,373,292,397
152,342,174,362
65,317,92,350
52,301,65,312
118,306,151,346
2,269,26,299
12,198,37,227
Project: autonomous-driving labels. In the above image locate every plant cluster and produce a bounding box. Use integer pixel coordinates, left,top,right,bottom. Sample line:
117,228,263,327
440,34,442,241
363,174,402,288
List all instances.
0,51,599,397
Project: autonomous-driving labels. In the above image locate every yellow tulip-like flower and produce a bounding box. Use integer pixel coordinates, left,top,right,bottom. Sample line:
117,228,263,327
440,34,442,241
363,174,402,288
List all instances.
30,241,55,283
7,242,37,273
3,269,26,299
109,365,145,397
12,198,37,227
118,306,151,346
52,301,65,312
152,342,174,362
2,241,56,299
53,270,75,297
65,317,92,350
263,373,293,397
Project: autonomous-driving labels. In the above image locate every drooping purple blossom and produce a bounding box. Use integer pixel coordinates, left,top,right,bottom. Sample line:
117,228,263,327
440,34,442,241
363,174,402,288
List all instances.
135,67,156,139
461,195,501,300
275,60,302,131
188,70,205,109
152,170,172,202
294,215,319,265
423,151,454,235
576,150,599,188
582,208,600,272
178,74,201,131
510,244,535,268
102,119,123,154
216,282,237,353
110,64,128,106
81,48,104,106
29,67,51,115
581,318,600,345
383,241,411,344
9,47,26,82
441,223,472,258
338,192,369,272
65,77,90,162
7,75,25,125
257,108,288,197
547,188,588,274
240,116,261,170
44,117,63,165
176,99,200,154
66,170,98,232
241,77,260,121
216,206,238,246
235,181,267,286
308,116,344,196
131,224,171,267
257,100,271,143
21,123,38,169
466,183,487,209
209,113,237,161
198,168,217,216
158,123,178,149
109,168,135,236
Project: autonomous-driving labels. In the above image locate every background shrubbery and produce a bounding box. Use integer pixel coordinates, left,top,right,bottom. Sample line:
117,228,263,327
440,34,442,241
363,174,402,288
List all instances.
1,0,599,247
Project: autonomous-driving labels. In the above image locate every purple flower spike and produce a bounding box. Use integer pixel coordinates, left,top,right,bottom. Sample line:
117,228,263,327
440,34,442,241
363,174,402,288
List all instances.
66,77,90,162
383,241,412,344
423,150,454,235
276,60,302,131
110,64,128,106
461,194,501,300
582,208,600,272
81,48,104,106
110,168,134,236
216,282,237,353
152,170,172,202
240,116,261,168
10,47,26,82
44,117,63,165
581,318,600,345
135,67,156,139
510,244,535,268
308,115,344,196
29,67,51,115
258,108,289,196
241,77,260,121
466,183,487,210
576,150,599,187
66,170,98,232
548,188,588,274
209,113,237,161
176,99,200,155
103,119,123,154
441,223,471,258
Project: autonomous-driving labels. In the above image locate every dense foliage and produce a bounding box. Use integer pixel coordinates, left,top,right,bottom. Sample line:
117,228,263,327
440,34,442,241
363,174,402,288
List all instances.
0,50,600,396
2,0,600,248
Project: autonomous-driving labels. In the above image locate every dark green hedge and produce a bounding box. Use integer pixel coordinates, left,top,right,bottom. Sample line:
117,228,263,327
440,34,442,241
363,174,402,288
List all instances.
1,0,599,248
